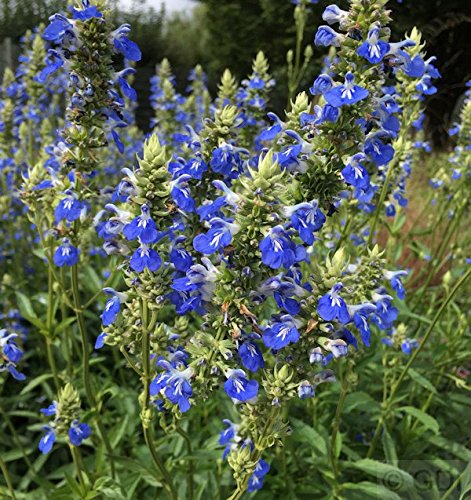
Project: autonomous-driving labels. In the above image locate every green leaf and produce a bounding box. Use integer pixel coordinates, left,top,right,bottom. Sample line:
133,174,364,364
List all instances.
20,373,53,395
344,459,415,491
382,427,398,467
460,462,471,500
428,436,471,461
290,417,327,456
82,265,102,294
344,391,379,413
16,291,46,331
54,317,77,335
16,291,37,318
399,406,440,434
408,368,437,394
342,481,402,500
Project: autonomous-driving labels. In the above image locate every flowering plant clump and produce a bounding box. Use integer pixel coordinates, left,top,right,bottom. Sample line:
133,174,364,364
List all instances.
1,0,470,499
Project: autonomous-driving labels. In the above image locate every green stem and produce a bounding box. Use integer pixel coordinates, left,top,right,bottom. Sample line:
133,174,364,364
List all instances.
0,455,16,500
330,377,348,484
45,337,60,390
176,426,194,500
69,445,86,491
367,161,395,247
70,264,116,479
140,300,177,500
367,267,471,457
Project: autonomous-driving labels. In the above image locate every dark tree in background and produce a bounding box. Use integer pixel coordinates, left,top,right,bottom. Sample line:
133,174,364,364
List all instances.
197,0,470,146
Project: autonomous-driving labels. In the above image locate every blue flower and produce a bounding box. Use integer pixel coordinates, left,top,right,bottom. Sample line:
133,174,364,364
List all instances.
314,26,342,47
324,72,369,107
171,175,196,212
193,218,239,255
95,332,107,349
383,270,408,300
263,314,300,350
68,421,91,446
258,112,284,141
285,201,326,245
309,347,325,364
101,288,127,326
169,239,193,272
218,419,239,445
38,427,56,454
364,132,394,166
53,238,80,267
238,340,265,372
42,14,74,42
348,303,376,347
130,244,162,273
259,226,296,269
112,24,142,61
341,153,370,188
317,283,350,323
372,291,398,330
123,205,159,244
322,5,348,26
40,402,57,417
70,5,102,20
298,380,315,399
357,23,390,64
401,338,419,355
247,459,270,492
325,338,348,358
224,369,258,402
55,194,84,222
150,360,193,413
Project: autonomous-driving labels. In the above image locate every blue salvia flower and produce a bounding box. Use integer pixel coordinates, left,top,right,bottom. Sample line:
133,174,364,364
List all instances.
0,329,26,381
38,427,56,454
111,24,142,61
53,238,80,267
262,314,300,350
193,218,240,255
238,338,265,372
309,73,334,96
341,153,370,188
129,244,162,273
68,420,92,446
314,25,343,47
383,270,408,300
357,23,390,64
224,369,259,402
247,459,270,492
150,359,193,413
123,204,160,244
284,201,326,245
101,288,128,326
322,5,349,28
324,72,369,107
317,283,350,323
259,225,297,269
54,192,85,222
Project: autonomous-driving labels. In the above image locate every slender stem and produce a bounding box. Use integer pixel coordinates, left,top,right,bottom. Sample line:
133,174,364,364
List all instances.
0,455,17,500
45,337,60,390
140,300,177,500
176,426,194,500
367,162,395,247
120,347,143,377
69,445,86,491
367,267,471,457
70,264,116,478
